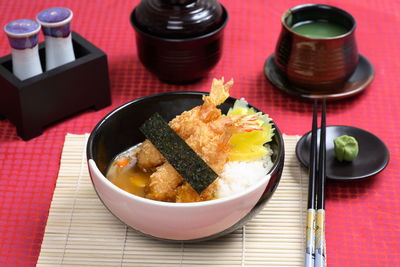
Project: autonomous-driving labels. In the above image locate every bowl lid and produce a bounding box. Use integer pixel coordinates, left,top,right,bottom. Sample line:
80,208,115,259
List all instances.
134,0,224,38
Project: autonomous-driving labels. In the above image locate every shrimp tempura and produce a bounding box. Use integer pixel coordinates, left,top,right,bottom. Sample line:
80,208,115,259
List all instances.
137,78,261,202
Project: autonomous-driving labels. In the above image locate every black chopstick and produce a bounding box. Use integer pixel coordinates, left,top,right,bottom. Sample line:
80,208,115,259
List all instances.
304,100,327,267
315,99,327,267
305,100,318,267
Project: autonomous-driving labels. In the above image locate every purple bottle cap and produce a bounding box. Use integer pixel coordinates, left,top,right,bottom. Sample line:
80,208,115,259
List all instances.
37,7,72,25
4,19,40,37
4,19,41,49
37,7,73,37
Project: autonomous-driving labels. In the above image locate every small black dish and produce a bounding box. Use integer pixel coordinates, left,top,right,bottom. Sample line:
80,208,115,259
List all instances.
264,54,374,101
296,125,389,180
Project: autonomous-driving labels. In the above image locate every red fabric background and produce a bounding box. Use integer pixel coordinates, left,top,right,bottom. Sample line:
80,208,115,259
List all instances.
0,0,399,266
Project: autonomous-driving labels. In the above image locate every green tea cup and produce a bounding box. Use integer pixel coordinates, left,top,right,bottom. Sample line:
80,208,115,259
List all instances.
274,4,359,92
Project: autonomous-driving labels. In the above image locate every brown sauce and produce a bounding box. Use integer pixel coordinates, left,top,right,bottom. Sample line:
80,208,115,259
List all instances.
106,146,151,197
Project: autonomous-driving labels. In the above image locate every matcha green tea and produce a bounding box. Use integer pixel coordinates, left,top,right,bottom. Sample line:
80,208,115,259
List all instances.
292,21,348,38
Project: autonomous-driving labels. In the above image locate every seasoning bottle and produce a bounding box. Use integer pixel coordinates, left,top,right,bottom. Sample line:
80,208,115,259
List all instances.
37,7,75,71
4,19,42,80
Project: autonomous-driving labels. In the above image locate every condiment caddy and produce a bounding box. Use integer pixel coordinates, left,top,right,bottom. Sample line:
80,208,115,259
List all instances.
0,8,111,140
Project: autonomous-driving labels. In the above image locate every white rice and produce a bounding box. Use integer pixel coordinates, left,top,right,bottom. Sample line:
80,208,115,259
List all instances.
216,152,274,199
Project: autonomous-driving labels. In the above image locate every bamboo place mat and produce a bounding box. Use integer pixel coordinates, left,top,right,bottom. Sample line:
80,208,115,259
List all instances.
37,133,308,267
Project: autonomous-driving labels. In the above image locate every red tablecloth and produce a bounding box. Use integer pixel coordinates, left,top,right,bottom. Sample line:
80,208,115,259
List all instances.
1,0,399,266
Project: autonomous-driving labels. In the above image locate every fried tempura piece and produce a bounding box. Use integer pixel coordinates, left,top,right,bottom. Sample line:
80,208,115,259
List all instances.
137,78,261,203
182,118,234,174
200,180,218,201
169,78,233,138
168,78,234,173
175,183,200,203
176,180,218,203
145,162,183,202
136,140,165,171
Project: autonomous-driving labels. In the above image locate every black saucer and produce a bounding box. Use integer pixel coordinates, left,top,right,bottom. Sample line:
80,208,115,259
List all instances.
295,125,389,180
264,54,374,101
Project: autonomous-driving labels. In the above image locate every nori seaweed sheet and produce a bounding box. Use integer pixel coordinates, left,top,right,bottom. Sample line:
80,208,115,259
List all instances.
139,113,218,194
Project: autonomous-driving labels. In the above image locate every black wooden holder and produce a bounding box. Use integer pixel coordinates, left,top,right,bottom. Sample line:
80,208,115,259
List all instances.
0,31,111,140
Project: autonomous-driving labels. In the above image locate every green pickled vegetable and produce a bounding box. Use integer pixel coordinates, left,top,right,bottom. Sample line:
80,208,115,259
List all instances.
333,135,359,162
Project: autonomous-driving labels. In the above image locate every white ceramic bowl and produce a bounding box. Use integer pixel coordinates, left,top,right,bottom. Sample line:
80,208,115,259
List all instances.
87,92,285,241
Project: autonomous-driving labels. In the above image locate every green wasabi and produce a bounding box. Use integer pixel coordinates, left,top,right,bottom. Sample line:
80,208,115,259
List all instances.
334,135,359,162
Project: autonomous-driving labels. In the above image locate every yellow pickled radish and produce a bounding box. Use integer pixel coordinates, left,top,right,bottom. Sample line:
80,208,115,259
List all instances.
227,99,273,161
230,123,272,145
228,144,268,161
228,106,256,116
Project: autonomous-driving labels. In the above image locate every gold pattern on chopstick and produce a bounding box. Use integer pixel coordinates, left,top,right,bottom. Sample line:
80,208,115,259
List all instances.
305,209,316,254
315,209,325,247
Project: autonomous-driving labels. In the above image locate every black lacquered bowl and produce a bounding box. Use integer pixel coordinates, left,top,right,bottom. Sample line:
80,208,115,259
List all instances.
86,92,285,241
130,6,228,84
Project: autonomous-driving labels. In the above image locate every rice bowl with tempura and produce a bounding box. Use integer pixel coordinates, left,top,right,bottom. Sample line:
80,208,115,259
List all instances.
87,79,284,241
105,79,275,203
